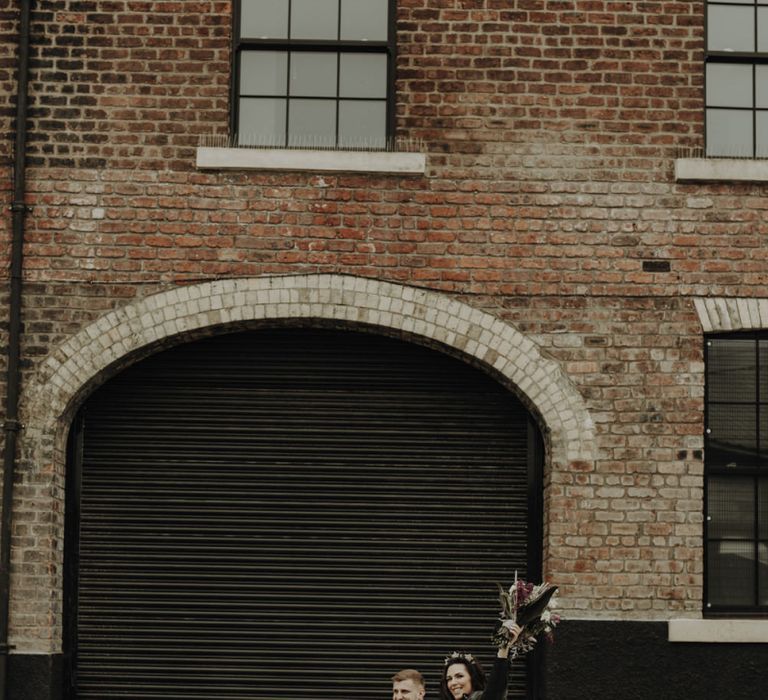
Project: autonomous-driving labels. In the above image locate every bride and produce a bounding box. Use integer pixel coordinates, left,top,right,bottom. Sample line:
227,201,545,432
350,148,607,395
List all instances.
439,622,522,700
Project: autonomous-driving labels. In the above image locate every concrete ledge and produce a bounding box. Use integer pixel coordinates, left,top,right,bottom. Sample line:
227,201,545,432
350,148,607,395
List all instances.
669,619,768,643
196,147,426,174
675,157,768,182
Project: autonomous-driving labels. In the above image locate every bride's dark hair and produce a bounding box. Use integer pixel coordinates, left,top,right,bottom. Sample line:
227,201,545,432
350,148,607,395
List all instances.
439,652,486,700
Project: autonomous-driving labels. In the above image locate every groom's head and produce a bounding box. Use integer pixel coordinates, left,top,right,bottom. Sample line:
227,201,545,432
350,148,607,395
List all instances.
392,669,425,700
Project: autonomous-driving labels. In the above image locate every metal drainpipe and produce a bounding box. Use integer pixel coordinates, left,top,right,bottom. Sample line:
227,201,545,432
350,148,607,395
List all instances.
0,1,32,696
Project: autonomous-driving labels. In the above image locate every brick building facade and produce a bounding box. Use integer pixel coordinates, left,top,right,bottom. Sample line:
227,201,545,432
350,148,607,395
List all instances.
2,1,768,698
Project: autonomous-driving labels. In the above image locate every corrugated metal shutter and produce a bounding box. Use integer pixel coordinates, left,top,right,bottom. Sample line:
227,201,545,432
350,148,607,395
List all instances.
69,328,540,699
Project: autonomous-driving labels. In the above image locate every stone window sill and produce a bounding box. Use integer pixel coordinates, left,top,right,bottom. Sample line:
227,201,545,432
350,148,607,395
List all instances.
196,147,426,175
668,619,768,643
675,157,768,182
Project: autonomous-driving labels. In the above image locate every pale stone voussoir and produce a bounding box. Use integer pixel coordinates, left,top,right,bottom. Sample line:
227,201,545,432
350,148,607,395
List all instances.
464,339,479,357
747,300,761,328
736,299,751,327
693,299,711,333
759,300,768,328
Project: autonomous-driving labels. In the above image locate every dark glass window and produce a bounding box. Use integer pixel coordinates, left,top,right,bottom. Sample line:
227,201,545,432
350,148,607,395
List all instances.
705,335,768,613
233,0,395,148
706,1,768,157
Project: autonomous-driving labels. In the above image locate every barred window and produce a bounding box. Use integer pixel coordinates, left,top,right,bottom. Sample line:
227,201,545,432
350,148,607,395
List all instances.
705,335,768,613
706,1,768,157
233,0,395,149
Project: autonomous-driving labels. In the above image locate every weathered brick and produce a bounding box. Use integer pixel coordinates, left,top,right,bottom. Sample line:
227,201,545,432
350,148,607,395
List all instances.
0,0,763,659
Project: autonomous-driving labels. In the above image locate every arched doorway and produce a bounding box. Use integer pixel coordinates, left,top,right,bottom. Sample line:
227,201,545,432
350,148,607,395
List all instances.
65,327,543,699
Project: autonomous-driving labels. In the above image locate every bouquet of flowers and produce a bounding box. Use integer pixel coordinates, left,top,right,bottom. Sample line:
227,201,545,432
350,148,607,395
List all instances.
491,573,560,657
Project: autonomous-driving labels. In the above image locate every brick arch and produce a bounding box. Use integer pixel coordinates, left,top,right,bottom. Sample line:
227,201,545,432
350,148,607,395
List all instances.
18,275,596,653
28,275,595,469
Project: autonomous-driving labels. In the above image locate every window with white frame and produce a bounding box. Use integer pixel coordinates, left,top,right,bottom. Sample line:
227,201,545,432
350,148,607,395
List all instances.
706,0,768,157
233,0,395,149
705,335,768,613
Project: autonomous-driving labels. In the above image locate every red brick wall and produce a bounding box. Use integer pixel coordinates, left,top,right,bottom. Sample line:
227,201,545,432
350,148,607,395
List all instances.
9,1,762,297
24,163,768,294
7,1,708,169
19,0,230,170
2,0,767,637
399,0,703,152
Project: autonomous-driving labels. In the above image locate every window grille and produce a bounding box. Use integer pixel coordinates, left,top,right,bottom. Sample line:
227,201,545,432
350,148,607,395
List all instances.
232,0,396,149
705,334,768,613
705,1,768,157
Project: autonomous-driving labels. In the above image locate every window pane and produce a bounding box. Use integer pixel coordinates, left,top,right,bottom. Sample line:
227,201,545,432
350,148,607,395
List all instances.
758,66,768,108
760,8,768,51
708,541,755,606
757,111,768,158
760,340,768,399
290,52,338,97
340,0,388,41
706,108,754,157
291,0,339,40
759,543,768,605
708,338,756,403
339,53,387,98
240,51,288,95
759,479,768,539
761,403,768,457
338,100,387,148
288,99,337,147
241,0,289,39
708,403,758,468
708,476,754,539
706,63,753,108
238,98,286,146
761,482,768,605
708,5,755,52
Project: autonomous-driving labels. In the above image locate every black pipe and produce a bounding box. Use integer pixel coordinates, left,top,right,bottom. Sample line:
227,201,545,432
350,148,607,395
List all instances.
0,1,32,696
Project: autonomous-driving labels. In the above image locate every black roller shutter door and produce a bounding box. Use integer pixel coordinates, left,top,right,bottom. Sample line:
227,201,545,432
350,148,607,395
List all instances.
67,328,540,699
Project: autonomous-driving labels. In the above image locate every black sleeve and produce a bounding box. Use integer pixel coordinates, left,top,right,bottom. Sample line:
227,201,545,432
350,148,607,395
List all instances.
479,657,510,700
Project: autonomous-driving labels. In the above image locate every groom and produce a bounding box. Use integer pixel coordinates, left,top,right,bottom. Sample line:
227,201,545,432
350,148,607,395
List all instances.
391,668,425,700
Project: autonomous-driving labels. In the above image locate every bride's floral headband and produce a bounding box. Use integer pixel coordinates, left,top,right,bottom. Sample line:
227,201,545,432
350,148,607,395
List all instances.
443,651,475,666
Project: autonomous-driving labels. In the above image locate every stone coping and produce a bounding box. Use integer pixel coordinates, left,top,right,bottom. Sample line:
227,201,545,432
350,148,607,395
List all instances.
196,146,427,174
669,619,768,643
675,157,768,183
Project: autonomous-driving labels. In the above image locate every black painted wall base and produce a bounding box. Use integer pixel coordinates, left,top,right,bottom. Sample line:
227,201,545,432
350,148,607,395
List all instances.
7,654,62,700
8,625,768,700
545,620,768,699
